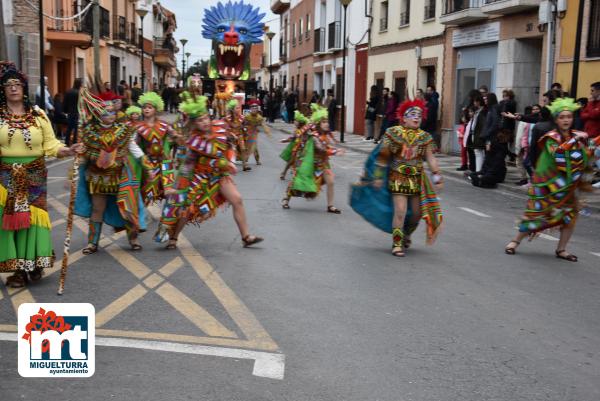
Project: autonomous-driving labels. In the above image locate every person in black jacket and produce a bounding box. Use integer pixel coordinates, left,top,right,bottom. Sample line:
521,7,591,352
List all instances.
62,78,82,146
466,94,487,172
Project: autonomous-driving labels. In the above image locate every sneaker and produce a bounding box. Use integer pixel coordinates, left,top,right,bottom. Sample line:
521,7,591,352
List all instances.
456,165,468,171
515,179,528,186
593,181,600,189
362,137,372,142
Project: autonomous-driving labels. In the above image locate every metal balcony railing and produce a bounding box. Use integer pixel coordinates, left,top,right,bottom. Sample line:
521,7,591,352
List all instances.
400,12,410,26
47,1,92,34
443,0,483,15
380,17,388,31
112,15,127,41
154,36,177,53
424,0,436,19
328,21,341,49
314,28,325,53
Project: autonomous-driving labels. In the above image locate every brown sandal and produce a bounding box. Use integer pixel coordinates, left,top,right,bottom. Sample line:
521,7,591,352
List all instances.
505,240,520,255
327,206,341,214
242,235,264,248
392,246,405,257
555,249,578,262
29,267,43,282
6,271,28,288
130,242,143,251
165,238,178,250
281,199,290,209
82,244,98,255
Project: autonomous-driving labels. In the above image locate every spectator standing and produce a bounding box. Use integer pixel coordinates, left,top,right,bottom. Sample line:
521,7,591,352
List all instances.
498,89,517,144
364,85,380,141
117,80,126,97
63,78,82,146
466,94,487,172
325,89,337,132
574,98,588,130
423,85,440,150
285,91,296,125
376,90,399,144
35,76,54,113
456,108,472,171
52,93,68,139
375,88,389,141
580,81,600,138
131,82,142,104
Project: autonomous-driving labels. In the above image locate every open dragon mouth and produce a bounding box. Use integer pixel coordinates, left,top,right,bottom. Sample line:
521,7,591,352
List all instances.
216,43,246,79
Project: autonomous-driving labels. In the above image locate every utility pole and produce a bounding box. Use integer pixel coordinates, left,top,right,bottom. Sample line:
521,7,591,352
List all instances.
93,0,100,85
0,0,8,60
570,0,585,98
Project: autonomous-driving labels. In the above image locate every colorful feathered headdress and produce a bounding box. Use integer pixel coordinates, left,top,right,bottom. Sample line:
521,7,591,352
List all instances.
125,105,142,116
294,110,309,125
396,98,428,121
179,91,209,119
309,103,328,124
138,91,165,112
546,97,580,117
77,87,108,125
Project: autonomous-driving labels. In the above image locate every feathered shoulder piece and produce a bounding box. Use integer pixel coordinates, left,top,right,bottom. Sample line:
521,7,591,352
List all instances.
309,103,328,124
396,98,428,121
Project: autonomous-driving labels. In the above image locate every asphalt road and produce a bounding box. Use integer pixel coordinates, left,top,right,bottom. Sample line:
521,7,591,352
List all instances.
1,123,599,401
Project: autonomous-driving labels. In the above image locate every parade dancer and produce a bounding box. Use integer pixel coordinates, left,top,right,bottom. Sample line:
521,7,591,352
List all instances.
281,104,342,213
135,92,181,205
505,98,600,261
350,99,443,257
125,105,142,127
223,99,249,171
0,62,80,287
243,99,271,166
162,93,263,249
279,111,309,180
74,91,146,254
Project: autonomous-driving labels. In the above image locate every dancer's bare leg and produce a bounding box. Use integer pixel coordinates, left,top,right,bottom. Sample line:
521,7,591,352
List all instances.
324,171,340,213
391,194,408,256
220,179,250,238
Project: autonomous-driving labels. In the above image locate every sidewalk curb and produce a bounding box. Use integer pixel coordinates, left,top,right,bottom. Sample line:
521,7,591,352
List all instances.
268,123,600,213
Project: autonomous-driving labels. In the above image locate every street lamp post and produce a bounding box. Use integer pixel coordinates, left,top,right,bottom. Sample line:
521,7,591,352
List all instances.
180,39,188,87
266,31,276,94
339,0,352,143
135,6,149,91
185,52,191,84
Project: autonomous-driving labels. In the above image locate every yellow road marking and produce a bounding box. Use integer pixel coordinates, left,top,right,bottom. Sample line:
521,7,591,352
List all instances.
177,235,277,349
9,288,35,315
155,282,239,338
105,244,151,279
53,218,66,226
95,284,148,327
142,273,164,289
159,256,184,277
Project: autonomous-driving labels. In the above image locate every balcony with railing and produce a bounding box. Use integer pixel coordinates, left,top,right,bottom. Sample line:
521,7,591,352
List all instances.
400,12,410,26
328,21,341,50
271,0,290,14
112,15,127,42
314,28,326,54
279,37,287,61
481,0,540,15
153,36,177,68
45,1,93,46
424,0,436,20
440,0,487,25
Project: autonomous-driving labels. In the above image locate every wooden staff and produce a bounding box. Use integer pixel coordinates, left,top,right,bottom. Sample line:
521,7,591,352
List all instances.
57,153,80,295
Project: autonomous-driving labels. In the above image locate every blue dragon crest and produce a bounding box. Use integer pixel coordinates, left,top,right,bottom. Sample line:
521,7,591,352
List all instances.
202,1,266,81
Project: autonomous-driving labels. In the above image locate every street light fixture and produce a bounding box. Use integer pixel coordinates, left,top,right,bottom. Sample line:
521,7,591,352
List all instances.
135,5,149,91
266,30,276,94
180,38,188,87
339,0,352,143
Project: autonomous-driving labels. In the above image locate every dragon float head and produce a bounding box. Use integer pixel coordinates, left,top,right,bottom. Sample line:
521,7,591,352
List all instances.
202,1,265,80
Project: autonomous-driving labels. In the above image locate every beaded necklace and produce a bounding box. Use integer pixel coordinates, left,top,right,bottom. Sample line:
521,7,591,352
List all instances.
0,107,38,150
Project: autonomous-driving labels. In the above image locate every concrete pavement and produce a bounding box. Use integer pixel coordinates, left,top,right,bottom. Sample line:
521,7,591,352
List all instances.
1,118,599,400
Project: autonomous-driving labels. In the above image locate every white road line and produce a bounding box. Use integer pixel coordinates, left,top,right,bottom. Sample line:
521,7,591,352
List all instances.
458,207,491,218
0,333,285,380
538,233,559,241
590,252,600,258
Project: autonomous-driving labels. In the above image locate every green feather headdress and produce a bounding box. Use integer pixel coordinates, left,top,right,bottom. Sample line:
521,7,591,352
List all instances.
226,99,239,111
294,110,309,125
546,97,580,117
125,105,142,116
179,91,209,119
309,103,328,124
138,91,165,112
